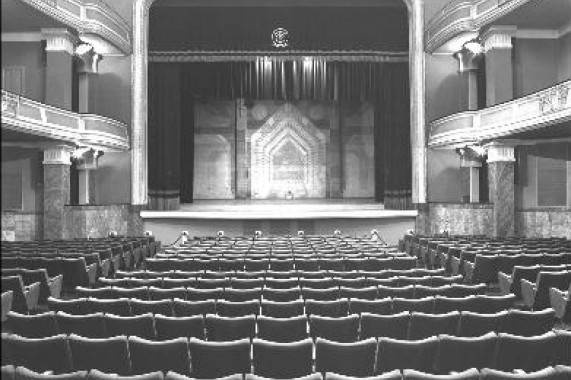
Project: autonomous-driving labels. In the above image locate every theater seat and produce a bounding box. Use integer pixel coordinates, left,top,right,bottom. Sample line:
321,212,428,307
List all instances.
2,333,72,374
87,298,131,316
309,314,360,342
315,337,377,377
87,369,164,380
56,311,106,338
407,311,460,340
402,368,479,380
392,297,434,313
325,370,402,380
256,315,308,343
166,372,243,380
188,338,251,379
433,333,498,374
205,314,256,341
129,336,191,375
68,334,130,375
479,367,559,380
7,311,58,338
360,312,411,340
15,366,88,380
261,299,304,318
130,299,173,316
263,287,302,302
349,298,392,315
47,297,90,315
252,338,313,379
247,374,321,380
457,311,508,337
499,309,556,336
217,300,260,317
495,331,560,372
154,314,205,340
305,299,349,317
376,336,438,374
173,298,216,317
104,313,156,339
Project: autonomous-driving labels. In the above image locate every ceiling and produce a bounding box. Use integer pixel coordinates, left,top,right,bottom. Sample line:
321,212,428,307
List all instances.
498,121,571,142
494,0,571,31
1,128,61,145
1,0,67,33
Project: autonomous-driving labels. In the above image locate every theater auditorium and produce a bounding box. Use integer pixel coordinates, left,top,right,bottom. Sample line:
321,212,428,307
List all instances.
1,0,570,379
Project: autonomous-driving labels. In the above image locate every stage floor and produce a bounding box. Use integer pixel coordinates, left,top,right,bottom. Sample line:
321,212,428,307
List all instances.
141,199,417,220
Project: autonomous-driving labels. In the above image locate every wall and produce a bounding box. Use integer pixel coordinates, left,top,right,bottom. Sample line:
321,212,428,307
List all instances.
95,151,131,205
516,209,571,239
415,203,493,236
558,33,571,82
427,149,463,202
63,204,143,239
1,41,45,102
93,55,132,125
514,39,558,97
425,53,463,122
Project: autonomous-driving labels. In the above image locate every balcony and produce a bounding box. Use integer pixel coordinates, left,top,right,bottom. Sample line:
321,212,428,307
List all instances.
19,0,131,54
425,0,531,53
428,81,571,148
1,89,129,151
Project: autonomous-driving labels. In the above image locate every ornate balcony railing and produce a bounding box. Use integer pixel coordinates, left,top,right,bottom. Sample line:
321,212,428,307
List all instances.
19,0,131,54
1,89,129,151
428,81,571,148
425,0,532,53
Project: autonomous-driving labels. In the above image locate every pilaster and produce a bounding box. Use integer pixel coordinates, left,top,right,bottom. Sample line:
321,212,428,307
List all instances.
486,142,516,237
482,26,516,106
43,145,73,239
42,28,78,110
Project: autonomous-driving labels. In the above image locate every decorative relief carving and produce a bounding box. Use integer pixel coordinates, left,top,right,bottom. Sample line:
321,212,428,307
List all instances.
1,91,20,115
251,103,326,199
538,83,569,114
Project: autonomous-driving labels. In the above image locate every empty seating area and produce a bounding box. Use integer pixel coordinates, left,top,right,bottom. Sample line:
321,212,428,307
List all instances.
2,233,570,378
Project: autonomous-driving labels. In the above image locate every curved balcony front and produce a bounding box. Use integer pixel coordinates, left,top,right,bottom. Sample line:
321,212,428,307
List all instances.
425,0,531,53
1,89,129,151
19,0,131,54
428,81,571,148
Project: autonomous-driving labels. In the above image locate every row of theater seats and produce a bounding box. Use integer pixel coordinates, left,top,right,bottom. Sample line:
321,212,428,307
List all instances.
114,267,446,279
46,294,519,318
2,331,570,377
5,307,557,341
498,264,571,298
463,254,571,285
1,268,63,303
7,366,571,380
72,284,497,303
145,257,418,272
97,274,465,289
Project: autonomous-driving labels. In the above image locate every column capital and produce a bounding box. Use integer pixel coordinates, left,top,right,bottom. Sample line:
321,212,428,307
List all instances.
486,142,515,163
453,46,482,72
41,28,79,55
481,26,517,52
75,149,101,170
76,45,103,74
43,145,74,165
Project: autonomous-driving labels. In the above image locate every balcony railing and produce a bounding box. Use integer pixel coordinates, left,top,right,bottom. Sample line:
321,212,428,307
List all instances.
20,0,131,54
428,81,571,148
1,89,129,151
425,0,532,53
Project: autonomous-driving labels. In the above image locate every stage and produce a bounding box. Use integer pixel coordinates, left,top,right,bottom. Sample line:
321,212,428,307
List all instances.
141,200,417,246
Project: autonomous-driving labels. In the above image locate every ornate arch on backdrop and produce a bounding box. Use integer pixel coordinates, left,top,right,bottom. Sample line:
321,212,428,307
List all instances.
131,0,426,206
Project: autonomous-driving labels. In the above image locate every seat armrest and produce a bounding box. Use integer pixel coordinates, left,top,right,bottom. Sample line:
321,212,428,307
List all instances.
100,258,111,277
1,291,14,322
497,272,513,296
86,263,98,286
549,287,568,320
122,251,132,270
24,282,41,311
450,257,461,275
48,274,64,299
520,279,537,309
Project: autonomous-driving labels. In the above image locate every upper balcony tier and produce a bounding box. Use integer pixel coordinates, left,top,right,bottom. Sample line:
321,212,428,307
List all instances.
18,0,131,54
425,0,532,53
1,89,129,151
428,81,571,148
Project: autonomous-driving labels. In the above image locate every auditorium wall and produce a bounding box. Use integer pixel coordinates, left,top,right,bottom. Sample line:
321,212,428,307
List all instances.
1,42,45,102
558,33,571,82
415,203,493,236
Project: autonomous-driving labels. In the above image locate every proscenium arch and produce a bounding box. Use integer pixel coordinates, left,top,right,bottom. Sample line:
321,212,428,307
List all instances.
131,0,426,205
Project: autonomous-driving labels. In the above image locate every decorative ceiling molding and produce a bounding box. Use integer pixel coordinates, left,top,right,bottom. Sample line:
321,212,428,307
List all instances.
425,0,532,53
428,81,571,148
1,89,129,152
18,0,131,55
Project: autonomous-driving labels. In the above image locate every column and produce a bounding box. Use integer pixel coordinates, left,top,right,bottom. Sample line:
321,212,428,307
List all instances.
403,0,427,204
454,44,482,111
43,145,73,239
76,46,102,113
482,26,516,106
235,99,249,199
42,29,78,110
459,152,482,203
76,150,99,205
486,142,516,237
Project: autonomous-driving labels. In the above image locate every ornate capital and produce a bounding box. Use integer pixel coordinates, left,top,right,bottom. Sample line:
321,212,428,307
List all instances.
41,28,79,55
75,149,100,170
43,145,74,165
77,48,103,74
481,26,517,51
486,143,515,163
454,47,482,72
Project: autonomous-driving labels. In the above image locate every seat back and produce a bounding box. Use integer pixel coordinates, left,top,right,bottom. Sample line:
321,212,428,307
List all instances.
68,334,130,375
256,315,308,343
360,312,410,340
8,311,58,338
310,314,360,342
104,313,156,339
253,338,313,379
56,311,106,338
205,314,256,341
2,333,72,374
376,336,438,374
188,338,251,379
129,336,191,375
173,298,216,317
315,337,377,377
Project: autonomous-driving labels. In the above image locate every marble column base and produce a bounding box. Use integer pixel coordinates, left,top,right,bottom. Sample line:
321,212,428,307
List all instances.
43,164,71,239
488,161,515,237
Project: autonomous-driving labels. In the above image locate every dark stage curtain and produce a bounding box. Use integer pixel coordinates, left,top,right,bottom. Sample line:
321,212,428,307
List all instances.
148,63,182,210
149,60,411,209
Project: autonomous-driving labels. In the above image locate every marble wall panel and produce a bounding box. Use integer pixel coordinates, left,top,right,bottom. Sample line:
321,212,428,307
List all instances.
43,164,70,239
63,204,144,239
488,161,515,237
516,209,571,239
414,203,493,236
1,211,42,241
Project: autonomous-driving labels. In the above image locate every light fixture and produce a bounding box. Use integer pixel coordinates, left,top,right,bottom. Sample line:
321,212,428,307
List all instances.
217,230,225,237
108,231,118,238
144,231,153,237
298,230,305,237
334,230,341,236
